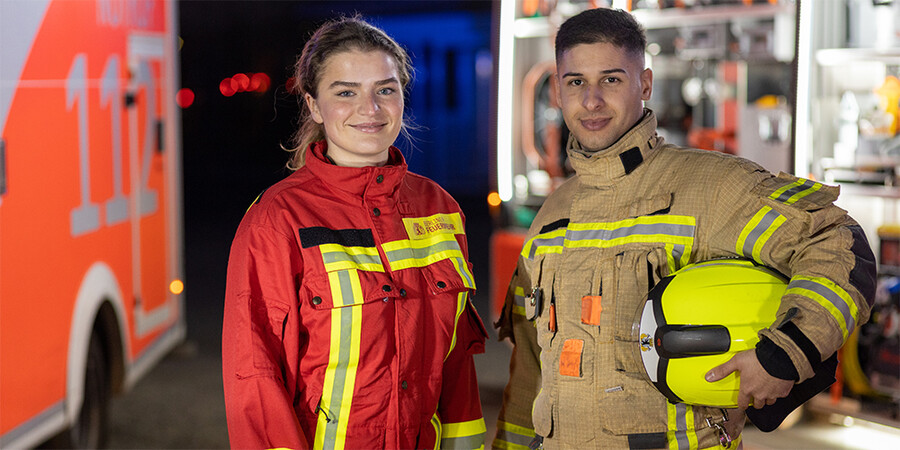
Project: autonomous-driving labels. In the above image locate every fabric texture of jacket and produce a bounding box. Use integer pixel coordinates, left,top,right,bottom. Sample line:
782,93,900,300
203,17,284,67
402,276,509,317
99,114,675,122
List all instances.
493,111,876,450
223,141,489,450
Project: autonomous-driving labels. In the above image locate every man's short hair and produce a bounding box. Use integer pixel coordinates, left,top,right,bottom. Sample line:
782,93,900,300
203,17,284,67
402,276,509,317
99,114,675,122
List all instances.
555,8,647,64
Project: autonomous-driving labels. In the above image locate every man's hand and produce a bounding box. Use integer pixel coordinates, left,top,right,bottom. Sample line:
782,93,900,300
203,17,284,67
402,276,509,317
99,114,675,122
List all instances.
705,349,793,410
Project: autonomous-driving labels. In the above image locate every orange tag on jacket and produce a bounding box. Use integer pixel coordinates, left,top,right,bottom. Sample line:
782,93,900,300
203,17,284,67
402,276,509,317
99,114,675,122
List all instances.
559,339,584,377
581,295,602,325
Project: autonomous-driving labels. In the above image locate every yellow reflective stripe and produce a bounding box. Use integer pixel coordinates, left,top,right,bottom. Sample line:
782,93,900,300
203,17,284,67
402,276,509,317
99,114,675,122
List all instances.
521,228,566,259
320,243,384,273
495,420,535,450
787,276,858,340
769,178,822,205
383,234,465,270
667,403,697,450
314,270,363,450
441,418,486,450
432,413,442,450
446,292,468,360
735,206,786,264
512,286,526,316
449,256,476,289
522,217,696,264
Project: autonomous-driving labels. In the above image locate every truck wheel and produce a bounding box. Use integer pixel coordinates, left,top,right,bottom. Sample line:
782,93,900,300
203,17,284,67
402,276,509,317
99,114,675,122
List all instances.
44,330,110,449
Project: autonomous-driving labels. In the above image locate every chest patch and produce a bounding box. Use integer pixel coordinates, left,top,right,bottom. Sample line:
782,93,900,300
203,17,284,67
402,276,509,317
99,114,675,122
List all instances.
402,213,463,240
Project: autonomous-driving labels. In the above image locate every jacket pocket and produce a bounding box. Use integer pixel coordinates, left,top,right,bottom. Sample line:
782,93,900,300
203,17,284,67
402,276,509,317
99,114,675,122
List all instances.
532,388,554,438
613,248,668,376
595,374,667,436
249,296,290,371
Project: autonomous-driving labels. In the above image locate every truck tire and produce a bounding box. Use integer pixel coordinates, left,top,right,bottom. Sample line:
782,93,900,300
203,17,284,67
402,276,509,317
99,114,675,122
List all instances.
44,329,110,449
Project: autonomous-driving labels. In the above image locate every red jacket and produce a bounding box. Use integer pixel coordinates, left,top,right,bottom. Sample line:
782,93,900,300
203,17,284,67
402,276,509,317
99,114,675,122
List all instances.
223,142,488,449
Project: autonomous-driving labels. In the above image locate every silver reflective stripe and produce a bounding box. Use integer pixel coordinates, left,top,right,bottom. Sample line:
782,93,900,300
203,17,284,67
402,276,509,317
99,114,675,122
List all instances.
741,208,782,258
454,256,475,287
441,433,485,450
496,428,533,447
788,278,854,333
384,238,461,263
566,223,694,242
526,235,565,259
773,179,817,203
322,270,357,449
322,249,380,267
674,403,691,450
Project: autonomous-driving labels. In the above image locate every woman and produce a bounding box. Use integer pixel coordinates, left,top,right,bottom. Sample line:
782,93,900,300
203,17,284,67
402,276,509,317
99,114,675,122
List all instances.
222,16,488,450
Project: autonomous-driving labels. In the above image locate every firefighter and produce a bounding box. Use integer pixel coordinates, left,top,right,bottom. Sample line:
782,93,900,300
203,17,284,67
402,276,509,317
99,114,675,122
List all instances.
493,8,876,450
222,16,488,449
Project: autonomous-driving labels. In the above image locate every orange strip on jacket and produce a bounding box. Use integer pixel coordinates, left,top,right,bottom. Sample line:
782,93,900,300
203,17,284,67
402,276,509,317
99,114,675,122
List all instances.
559,339,584,377
581,295,602,325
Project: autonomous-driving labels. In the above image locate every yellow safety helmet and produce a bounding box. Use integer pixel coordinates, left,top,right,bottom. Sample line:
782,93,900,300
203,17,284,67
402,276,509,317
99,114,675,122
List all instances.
635,259,787,408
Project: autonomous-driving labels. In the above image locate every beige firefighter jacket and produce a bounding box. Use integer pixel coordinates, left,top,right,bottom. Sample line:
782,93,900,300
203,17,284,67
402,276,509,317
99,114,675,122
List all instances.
494,111,876,449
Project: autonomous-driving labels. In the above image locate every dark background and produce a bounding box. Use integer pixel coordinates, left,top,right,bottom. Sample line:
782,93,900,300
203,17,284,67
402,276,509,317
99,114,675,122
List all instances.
105,2,505,447
179,0,497,354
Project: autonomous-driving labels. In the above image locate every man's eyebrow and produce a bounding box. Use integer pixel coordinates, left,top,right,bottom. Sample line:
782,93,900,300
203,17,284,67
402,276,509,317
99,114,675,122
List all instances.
561,68,627,78
327,77,399,89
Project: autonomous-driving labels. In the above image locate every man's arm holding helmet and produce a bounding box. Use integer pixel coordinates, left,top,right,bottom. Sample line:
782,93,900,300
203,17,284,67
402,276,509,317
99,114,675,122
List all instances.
707,167,877,409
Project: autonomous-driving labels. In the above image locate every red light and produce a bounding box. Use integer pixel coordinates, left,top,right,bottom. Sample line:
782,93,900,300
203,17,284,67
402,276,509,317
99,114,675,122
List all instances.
233,73,250,92
220,78,237,97
251,72,271,93
176,88,195,108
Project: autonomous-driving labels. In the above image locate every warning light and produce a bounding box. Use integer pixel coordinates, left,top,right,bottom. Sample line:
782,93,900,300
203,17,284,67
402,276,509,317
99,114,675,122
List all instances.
250,72,271,93
487,191,502,207
233,73,250,91
169,279,184,295
176,88,194,108
220,78,237,97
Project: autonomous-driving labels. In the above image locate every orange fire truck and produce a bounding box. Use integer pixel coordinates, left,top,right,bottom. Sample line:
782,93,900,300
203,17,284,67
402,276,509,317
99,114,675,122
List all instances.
0,0,184,447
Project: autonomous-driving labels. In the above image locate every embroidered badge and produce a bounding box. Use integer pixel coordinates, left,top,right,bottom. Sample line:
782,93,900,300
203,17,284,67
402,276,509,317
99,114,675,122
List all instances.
402,213,463,240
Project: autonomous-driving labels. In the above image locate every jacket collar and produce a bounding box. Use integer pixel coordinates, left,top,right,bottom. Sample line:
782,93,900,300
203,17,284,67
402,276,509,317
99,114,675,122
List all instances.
567,109,662,186
304,140,407,198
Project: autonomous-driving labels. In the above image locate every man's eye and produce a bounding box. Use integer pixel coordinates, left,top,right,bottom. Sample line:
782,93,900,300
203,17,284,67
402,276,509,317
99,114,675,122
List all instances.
569,79,583,87
379,87,396,95
604,77,620,84
337,91,354,97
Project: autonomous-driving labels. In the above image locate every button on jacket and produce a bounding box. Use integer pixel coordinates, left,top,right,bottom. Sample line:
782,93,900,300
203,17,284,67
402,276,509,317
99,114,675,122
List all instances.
223,141,488,450
494,111,876,449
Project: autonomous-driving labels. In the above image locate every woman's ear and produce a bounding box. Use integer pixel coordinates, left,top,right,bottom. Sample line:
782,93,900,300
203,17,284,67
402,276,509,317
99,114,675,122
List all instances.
305,93,323,124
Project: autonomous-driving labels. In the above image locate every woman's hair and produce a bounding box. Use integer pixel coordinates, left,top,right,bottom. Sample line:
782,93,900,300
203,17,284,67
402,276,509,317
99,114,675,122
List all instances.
285,15,414,170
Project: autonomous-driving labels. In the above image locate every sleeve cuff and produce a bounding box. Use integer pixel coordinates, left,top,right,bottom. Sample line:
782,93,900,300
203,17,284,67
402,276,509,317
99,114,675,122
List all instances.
755,336,799,381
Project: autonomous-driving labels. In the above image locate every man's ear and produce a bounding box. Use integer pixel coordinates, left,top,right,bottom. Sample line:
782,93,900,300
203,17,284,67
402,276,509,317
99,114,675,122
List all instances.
640,68,653,101
552,72,562,107
305,93,323,124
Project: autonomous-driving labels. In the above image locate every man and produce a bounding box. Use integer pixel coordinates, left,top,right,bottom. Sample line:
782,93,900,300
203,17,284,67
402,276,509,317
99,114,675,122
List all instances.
493,8,876,450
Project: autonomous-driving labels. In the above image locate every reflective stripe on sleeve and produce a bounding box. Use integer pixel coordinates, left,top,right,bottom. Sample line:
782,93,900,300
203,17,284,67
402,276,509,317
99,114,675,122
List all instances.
667,402,698,450
320,243,384,273
494,420,535,450
431,413,442,450
786,276,858,340
446,292,469,360
314,269,364,450
769,178,822,205
441,418,486,450
512,286,526,317
735,206,786,264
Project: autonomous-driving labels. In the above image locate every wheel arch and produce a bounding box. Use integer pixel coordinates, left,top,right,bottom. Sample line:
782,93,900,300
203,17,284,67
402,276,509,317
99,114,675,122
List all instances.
65,261,131,424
